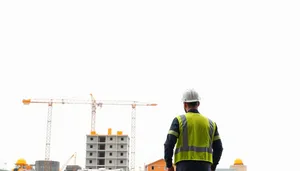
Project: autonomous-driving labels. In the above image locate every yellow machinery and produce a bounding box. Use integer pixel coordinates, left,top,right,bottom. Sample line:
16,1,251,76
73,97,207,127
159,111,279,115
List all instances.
12,159,32,171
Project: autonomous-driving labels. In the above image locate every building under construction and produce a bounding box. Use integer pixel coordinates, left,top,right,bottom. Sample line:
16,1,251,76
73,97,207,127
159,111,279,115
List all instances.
85,128,130,171
22,94,157,171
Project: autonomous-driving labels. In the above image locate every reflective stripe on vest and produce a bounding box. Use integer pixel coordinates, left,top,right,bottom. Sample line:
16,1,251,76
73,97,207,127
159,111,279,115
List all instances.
174,114,215,154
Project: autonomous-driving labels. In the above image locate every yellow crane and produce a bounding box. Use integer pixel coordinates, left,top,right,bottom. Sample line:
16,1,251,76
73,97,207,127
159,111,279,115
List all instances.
59,152,76,171
22,94,157,171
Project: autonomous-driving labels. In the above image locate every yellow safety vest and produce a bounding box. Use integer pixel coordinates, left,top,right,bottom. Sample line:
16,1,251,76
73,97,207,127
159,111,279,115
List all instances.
174,112,216,164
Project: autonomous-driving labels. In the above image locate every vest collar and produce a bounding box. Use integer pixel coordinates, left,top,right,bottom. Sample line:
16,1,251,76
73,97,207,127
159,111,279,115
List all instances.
187,109,199,113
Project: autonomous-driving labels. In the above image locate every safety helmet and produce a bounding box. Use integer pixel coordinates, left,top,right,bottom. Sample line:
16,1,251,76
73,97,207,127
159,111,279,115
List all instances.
182,89,201,102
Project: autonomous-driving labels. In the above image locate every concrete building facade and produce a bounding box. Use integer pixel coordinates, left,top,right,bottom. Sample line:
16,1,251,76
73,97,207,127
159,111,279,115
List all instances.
85,129,130,171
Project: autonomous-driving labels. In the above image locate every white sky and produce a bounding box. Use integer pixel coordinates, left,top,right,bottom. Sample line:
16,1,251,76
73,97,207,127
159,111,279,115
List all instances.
1,0,300,171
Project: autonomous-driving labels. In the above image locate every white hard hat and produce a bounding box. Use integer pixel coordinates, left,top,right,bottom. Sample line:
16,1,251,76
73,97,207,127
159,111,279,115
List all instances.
182,89,201,102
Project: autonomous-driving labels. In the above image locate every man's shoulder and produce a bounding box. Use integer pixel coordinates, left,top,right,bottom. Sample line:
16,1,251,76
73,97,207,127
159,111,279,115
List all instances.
170,116,181,123
209,118,218,127
174,114,186,119
201,114,216,124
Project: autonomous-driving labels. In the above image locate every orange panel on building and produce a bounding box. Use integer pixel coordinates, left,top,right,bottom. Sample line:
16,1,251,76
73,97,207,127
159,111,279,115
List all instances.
145,159,175,171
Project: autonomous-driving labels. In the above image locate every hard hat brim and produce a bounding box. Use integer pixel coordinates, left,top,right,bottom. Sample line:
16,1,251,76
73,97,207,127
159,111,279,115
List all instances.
182,99,200,103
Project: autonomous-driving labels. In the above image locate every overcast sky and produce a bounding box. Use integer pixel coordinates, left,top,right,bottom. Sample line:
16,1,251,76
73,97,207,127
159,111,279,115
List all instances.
1,1,300,171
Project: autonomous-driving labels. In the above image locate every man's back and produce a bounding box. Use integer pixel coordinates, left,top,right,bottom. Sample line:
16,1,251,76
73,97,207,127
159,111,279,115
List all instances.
186,113,212,144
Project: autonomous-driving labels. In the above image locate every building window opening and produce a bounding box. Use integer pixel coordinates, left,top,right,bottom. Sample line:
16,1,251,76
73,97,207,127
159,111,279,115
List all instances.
98,152,105,157
120,153,123,156
110,145,113,148
121,137,124,141
99,137,106,142
90,145,93,148
89,153,92,156
90,137,93,141
99,144,105,150
89,160,92,164
110,137,113,141
109,153,112,156
109,160,112,164
120,160,123,164
151,166,154,170
98,159,105,165
121,145,123,148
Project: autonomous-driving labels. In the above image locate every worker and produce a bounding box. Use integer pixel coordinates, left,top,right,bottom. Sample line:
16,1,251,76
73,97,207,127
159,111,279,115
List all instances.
164,89,223,171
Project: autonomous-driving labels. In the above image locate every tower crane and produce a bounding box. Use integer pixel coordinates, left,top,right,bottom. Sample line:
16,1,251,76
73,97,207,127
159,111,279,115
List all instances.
22,94,157,171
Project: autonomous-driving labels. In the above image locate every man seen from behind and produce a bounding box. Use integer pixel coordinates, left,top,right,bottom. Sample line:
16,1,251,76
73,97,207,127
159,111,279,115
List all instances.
164,89,223,171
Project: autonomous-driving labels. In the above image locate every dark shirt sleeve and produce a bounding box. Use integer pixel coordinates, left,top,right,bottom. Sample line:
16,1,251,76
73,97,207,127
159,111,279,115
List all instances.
164,117,179,168
211,124,223,170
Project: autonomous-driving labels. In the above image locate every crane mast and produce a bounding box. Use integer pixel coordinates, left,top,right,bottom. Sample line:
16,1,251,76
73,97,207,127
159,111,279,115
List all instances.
22,95,157,171
90,94,97,135
44,102,53,171
130,104,136,171
45,102,53,161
